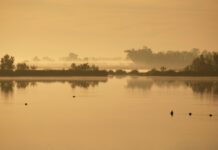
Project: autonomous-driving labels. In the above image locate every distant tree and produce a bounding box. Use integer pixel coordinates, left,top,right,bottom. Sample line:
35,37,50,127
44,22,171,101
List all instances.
90,65,99,71
30,65,37,70
16,63,29,71
160,66,166,72
146,68,159,75
129,70,139,75
70,63,77,70
78,63,90,71
70,63,99,71
115,69,127,75
213,52,218,71
108,70,114,75
0,54,15,71
184,52,218,73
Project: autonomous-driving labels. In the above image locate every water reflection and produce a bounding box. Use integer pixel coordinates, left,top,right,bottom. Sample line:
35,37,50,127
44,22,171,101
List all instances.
127,78,153,91
127,77,218,97
16,81,30,89
69,80,107,89
0,81,14,98
185,81,218,96
0,78,108,99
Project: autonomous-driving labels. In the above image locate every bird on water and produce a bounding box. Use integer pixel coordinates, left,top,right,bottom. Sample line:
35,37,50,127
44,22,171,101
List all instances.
189,112,192,116
170,110,174,116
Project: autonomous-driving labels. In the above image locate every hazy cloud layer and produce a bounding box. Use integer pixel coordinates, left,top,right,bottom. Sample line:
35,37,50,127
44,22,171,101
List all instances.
33,56,40,62
42,56,55,62
32,56,54,62
125,47,200,69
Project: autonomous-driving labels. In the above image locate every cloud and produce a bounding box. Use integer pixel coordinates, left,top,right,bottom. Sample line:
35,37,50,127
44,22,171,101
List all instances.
32,56,54,62
42,56,55,61
33,56,41,62
60,52,78,61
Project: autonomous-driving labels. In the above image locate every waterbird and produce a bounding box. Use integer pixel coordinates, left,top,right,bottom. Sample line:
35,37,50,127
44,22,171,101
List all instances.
24,103,28,106
189,112,192,116
209,114,213,117
73,96,76,98
170,110,174,116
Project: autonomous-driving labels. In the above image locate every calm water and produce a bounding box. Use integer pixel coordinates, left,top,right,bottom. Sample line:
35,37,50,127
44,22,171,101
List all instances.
0,77,218,150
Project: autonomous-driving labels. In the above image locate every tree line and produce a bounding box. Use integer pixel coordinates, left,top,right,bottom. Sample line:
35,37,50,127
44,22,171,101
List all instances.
0,54,107,76
146,51,218,76
0,54,36,71
0,54,100,71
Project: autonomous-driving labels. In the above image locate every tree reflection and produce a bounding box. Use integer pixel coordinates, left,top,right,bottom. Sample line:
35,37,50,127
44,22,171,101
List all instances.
16,81,30,89
68,80,107,89
0,81,14,98
126,77,218,97
185,81,218,96
127,79,153,91
0,79,108,98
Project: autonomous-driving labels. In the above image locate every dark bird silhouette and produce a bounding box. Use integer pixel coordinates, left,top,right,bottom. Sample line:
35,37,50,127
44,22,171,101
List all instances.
189,112,192,116
209,114,213,117
24,103,28,106
73,96,76,98
170,110,174,116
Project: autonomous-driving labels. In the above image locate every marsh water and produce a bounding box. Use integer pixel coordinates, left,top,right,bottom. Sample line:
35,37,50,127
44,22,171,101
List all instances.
0,76,218,150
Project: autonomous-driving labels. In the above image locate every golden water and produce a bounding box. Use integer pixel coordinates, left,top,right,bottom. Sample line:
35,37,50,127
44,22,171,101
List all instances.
0,77,218,150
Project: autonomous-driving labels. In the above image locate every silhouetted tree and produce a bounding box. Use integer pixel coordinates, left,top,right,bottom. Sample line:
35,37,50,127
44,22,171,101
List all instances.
115,69,127,75
78,63,90,71
185,51,218,73
70,63,99,71
160,66,166,72
70,63,77,70
16,63,29,71
129,70,139,75
0,54,15,71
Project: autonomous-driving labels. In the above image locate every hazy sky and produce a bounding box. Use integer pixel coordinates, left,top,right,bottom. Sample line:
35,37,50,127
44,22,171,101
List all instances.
0,0,217,60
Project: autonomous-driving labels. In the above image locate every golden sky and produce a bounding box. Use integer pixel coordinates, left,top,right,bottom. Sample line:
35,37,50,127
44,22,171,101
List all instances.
0,0,217,60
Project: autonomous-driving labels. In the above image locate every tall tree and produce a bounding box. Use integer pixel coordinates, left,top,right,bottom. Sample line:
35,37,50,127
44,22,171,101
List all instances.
0,54,15,71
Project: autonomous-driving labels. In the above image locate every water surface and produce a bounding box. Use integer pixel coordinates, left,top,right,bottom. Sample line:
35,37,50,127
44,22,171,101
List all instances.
0,77,218,150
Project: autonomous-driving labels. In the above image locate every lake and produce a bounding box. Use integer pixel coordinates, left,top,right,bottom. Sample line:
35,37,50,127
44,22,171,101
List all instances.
0,76,218,150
